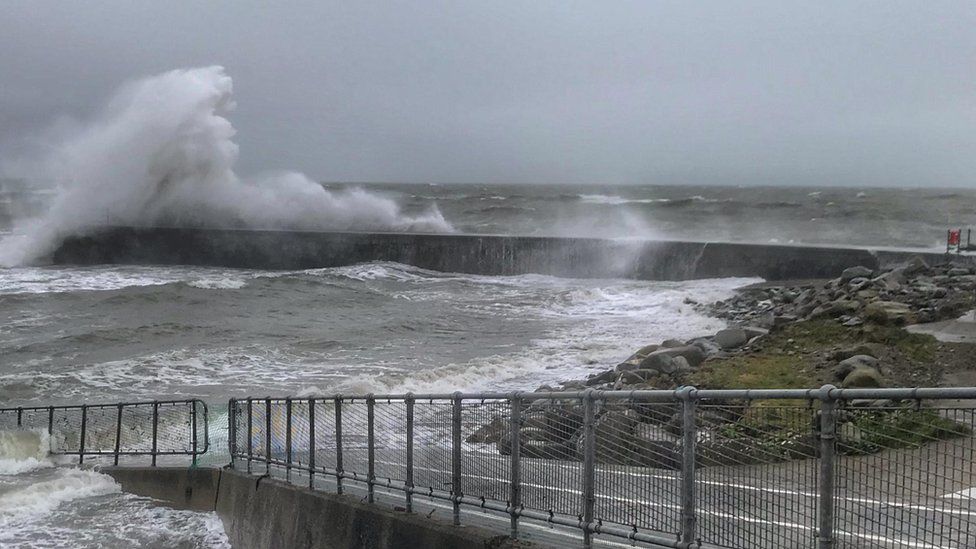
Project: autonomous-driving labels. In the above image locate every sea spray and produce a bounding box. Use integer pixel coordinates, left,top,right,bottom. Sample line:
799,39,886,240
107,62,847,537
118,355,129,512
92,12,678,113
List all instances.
0,428,52,475
0,66,453,266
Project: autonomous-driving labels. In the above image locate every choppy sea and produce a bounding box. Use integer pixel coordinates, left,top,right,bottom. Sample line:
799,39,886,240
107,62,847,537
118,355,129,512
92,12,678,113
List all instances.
0,182,971,546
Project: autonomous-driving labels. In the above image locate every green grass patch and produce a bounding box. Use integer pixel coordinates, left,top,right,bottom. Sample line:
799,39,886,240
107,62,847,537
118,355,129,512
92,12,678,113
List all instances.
863,325,937,362
691,354,816,390
842,407,971,454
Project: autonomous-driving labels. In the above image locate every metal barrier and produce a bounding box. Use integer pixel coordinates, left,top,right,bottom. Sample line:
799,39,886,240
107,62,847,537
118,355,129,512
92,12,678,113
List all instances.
0,399,209,465
228,387,976,549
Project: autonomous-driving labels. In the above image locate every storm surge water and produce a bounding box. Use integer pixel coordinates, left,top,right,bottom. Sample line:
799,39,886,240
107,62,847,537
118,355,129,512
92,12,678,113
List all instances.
0,66,452,266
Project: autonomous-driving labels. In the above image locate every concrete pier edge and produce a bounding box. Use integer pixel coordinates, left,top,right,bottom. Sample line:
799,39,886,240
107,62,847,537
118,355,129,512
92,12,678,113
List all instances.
103,467,534,549
50,226,974,281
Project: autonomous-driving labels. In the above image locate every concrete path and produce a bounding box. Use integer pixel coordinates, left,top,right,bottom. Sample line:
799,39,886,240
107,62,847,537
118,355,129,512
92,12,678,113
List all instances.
907,310,976,343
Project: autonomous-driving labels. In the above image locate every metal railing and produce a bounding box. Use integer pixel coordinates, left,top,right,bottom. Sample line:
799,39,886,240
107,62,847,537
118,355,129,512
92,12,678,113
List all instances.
228,387,976,549
0,399,209,465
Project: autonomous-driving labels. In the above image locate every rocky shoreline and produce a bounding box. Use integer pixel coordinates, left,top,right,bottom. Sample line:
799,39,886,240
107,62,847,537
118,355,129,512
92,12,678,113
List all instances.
471,256,976,467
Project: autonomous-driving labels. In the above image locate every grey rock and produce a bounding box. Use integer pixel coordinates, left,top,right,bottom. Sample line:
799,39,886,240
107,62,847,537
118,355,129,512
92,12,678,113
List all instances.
615,359,642,373
828,345,880,362
742,326,769,339
660,339,684,348
651,345,707,368
619,369,659,385
864,300,914,325
842,366,884,389
593,410,639,464
670,356,693,375
872,271,904,291
715,328,749,350
841,266,874,282
833,355,880,382
466,416,508,444
638,353,675,374
949,267,971,277
848,277,871,292
903,256,930,276
586,369,617,386
690,338,722,357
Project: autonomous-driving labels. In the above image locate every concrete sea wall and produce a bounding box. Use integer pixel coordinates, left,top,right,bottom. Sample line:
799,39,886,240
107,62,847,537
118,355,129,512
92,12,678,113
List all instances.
51,226,965,281
103,467,526,549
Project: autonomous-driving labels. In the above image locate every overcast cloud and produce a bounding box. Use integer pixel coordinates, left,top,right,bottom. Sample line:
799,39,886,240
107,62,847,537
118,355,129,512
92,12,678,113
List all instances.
1,1,973,186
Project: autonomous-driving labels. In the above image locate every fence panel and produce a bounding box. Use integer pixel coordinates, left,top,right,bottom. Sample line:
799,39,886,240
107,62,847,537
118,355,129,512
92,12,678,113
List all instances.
694,398,820,549
834,403,976,549
0,400,207,465
225,388,976,549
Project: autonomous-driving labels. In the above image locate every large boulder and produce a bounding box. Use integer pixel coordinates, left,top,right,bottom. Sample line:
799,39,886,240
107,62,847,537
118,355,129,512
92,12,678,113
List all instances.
466,416,508,444
715,328,748,350
586,369,617,386
638,353,676,374
640,345,705,373
593,410,639,464
630,423,680,469
841,266,874,282
742,326,769,339
810,299,860,319
842,366,884,388
903,256,930,276
864,301,915,325
833,355,880,382
828,345,881,362
689,337,722,357
670,356,693,376
619,369,660,385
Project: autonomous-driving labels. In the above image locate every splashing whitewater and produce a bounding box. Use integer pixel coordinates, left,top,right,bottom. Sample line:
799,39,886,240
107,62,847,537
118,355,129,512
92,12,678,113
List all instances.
0,66,453,266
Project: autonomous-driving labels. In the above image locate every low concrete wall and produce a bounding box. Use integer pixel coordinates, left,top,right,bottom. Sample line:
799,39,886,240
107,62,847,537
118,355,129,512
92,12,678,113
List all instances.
103,467,528,549
51,226,964,281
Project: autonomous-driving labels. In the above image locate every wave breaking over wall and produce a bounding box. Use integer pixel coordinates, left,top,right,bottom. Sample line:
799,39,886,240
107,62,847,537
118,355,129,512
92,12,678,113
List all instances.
0,66,453,266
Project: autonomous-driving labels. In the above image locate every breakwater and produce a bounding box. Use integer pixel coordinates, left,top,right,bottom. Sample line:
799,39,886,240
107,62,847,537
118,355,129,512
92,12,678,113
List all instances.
50,226,966,280
104,467,524,549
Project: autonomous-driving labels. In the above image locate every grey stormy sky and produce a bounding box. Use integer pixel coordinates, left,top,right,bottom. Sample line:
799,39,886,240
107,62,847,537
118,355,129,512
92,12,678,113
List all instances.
0,1,974,187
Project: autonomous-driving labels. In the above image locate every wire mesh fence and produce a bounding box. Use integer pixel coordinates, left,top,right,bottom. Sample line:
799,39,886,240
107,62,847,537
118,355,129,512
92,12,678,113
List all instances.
0,399,208,466
224,387,976,549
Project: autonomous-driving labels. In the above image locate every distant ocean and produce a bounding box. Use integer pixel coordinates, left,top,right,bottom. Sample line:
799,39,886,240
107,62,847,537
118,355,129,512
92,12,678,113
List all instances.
350,182,975,249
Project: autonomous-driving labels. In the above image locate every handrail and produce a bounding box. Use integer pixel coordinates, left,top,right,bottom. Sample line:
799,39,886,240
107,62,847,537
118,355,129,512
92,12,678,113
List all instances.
0,399,209,465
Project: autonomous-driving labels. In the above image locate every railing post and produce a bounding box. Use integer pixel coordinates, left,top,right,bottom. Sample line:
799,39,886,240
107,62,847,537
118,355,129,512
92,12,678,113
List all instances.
285,398,293,482
308,398,316,489
405,393,415,513
246,398,253,474
367,394,375,504
818,385,838,549
79,405,88,465
191,400,198,468
16,407,22,427
228,399,237,468
452,392,463,526
509,393,522,539
47,406,54,437
581,390,597,548
679,386,699,547
151,401,159,467
113,404,123,466
335,396,344,495
265,398,272,474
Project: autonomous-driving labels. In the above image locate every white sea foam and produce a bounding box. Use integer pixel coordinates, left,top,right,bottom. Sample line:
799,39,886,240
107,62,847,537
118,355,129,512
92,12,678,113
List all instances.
0,468,120,526
0,66,452,267
578,194,670,205
0,265,258,294
0,468,230,548
329,274,758,394
0,429,52,475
